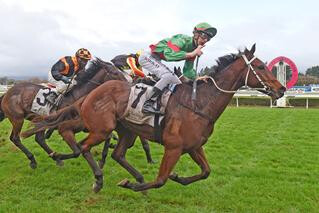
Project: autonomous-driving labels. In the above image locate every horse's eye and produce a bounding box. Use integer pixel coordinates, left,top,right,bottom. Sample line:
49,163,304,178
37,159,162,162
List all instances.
258,65,265,70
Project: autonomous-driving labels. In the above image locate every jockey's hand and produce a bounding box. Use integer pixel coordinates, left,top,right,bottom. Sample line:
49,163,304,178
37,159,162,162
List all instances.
194,45,204,57
186,45,204,59
61,76,71,84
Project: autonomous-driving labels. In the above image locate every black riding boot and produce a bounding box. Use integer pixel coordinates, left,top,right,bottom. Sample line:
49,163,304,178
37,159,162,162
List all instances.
142,87,163,114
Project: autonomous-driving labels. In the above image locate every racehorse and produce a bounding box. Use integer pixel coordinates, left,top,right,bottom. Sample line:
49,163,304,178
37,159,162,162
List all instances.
23,44,286,193
1,58,153,169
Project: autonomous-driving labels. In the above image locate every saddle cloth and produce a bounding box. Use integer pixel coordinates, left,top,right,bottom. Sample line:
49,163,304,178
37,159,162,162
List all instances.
31,87,59,116
123,83,174,127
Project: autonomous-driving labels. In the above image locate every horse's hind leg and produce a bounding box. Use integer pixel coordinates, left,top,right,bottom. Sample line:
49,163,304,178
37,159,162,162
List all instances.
80,132,108,193
9,118,37,169
48,120,82,161
168,146,211,185
140,137,154,164
34,131,64,166
118,145,182,191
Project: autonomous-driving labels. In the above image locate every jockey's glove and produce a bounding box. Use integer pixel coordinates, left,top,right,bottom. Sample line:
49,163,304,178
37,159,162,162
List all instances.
61,76,72,84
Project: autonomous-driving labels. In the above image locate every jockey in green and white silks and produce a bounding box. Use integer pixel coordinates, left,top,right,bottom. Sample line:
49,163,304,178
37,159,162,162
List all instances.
139,22,217,114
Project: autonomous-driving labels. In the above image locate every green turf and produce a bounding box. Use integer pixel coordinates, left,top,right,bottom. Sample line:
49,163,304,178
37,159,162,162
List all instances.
0,107,318,212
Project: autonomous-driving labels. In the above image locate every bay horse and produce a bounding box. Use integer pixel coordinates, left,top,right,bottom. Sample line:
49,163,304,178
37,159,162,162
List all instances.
23,44,286,192
1,58,153,169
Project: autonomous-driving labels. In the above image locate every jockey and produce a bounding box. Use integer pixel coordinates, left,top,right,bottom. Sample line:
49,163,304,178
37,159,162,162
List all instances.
139,22,217,114
48,48,92,95
111,50,145,79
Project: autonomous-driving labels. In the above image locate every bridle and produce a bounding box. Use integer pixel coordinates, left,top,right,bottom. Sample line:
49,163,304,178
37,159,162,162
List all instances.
242,54,269,92
204,54,270,93
178,54,271,123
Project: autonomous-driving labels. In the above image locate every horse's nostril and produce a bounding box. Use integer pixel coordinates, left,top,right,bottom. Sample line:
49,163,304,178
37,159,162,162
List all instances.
280,86,286,93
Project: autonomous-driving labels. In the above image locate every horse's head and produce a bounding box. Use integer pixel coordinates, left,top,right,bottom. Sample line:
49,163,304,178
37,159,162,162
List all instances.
63,58,127,101
75,58,127,86
240,44,286,100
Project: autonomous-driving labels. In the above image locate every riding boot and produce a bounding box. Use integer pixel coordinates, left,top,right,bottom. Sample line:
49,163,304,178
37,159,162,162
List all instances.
142,87,163,114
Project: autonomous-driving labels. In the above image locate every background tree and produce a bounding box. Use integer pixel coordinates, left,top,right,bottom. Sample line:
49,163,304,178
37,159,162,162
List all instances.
305,66,319,77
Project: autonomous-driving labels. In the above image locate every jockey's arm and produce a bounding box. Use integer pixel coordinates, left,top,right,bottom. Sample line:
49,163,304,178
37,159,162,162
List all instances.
127,57,145,77
51,61,66,81
162,37,187,62
162,37,200,62
183,59,196,80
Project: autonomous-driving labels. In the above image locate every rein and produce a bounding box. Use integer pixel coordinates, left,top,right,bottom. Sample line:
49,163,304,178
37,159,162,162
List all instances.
198,54,269,94
180,53,269,122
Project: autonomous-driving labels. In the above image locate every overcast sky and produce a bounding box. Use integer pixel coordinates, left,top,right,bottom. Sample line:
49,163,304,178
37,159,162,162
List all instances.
0,0,318,77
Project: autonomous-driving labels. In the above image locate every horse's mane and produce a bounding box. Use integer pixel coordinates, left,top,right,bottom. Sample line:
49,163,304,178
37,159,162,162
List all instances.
207,50,243,77
75,57,113,84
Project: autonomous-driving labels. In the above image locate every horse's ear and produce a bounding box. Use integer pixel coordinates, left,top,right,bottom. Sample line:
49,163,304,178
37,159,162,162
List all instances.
174,66,182,77
250,43,256,54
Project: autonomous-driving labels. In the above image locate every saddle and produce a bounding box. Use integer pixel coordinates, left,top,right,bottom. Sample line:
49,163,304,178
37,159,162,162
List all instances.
30,86,60,116
123,83,176,127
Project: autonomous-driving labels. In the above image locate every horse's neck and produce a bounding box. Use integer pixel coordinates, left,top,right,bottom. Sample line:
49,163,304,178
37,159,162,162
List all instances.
202,63,244,122
60,72,105,107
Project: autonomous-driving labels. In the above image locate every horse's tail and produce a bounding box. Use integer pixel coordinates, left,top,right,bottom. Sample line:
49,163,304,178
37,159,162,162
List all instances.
21,104,80,138
0,95,5,122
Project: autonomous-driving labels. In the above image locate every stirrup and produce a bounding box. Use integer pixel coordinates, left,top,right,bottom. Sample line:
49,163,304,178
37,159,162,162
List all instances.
142,101,162,115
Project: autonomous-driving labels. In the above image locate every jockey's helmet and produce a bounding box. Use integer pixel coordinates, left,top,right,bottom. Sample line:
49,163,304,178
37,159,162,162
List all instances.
194,22,217,39
136,50,143,58
76,48,92,60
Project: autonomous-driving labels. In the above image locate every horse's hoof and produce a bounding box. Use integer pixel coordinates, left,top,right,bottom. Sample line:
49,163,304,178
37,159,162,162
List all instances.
56,160,64,167
92,183,103,193
148,160,156,164
169,172,178,180
30,161,37,169
49,152,56,158
117,178,130,188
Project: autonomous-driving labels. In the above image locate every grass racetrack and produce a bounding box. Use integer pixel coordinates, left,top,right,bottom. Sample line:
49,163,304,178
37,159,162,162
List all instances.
0,107,318,212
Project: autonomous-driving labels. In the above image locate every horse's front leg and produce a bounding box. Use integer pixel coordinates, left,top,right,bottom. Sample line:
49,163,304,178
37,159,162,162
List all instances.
112,133,145,185
98,135,111,169
34,131,64,166
140,137,155,164
169,146,211,185
9,117,37,169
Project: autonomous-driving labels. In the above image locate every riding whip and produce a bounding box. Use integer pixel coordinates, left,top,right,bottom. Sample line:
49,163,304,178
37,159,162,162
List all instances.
55,69,77,107
191,56,200,101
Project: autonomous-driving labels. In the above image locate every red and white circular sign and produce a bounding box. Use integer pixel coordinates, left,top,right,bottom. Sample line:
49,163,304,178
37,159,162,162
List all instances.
267,56,298,89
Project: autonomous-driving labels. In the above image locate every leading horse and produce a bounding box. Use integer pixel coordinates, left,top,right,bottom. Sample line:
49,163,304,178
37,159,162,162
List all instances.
23,44,286,192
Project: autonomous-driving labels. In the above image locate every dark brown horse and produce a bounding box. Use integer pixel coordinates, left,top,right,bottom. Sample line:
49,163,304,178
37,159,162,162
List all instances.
1,58,153,169
23,44,286,192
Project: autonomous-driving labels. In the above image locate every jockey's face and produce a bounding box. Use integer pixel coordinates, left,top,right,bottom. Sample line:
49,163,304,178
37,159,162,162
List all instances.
194,31,210,46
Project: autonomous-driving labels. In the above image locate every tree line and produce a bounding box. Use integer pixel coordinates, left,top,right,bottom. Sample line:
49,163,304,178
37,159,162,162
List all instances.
0,77,47,85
